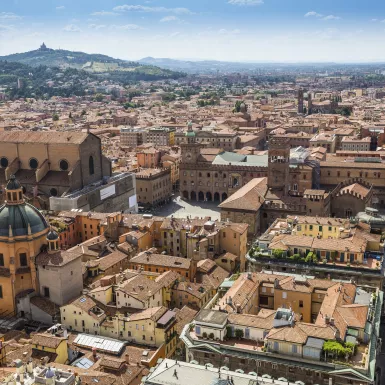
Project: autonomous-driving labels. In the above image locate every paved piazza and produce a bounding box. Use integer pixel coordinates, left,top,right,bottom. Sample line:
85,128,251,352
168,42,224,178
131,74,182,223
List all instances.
153,195,221,220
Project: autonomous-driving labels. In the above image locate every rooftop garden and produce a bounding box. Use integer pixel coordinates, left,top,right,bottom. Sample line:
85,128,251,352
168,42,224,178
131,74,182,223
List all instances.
248,247,382,270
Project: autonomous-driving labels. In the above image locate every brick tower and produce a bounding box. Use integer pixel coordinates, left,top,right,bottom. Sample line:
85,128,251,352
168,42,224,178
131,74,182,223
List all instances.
267,137,291,195
298,88,304,114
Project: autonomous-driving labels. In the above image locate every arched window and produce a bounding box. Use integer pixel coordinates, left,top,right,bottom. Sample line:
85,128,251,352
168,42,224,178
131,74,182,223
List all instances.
20,253,28,267
89,156,95,175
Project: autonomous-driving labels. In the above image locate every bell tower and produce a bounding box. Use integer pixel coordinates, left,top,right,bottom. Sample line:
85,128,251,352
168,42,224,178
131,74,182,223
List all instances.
181,122,202,164
298,88,304,114
267,137,290,195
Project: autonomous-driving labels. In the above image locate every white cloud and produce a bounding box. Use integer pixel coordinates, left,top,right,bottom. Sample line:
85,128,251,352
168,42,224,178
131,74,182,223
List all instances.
218,28,241,35
323,15,341,21
63,24,82,32
56,6,65,11
88,24,107,30
90,11,119,16
371,19,378,22
170,31,180,37
160,16,178,22
0,12,22,20
113,5,193,15
228,0,263,5
312,28,339,40
381,19,385,23
111,24,142,30
305,11,323,18
0,24,15,31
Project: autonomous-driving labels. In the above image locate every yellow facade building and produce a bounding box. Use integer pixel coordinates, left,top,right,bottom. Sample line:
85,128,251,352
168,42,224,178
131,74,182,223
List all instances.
31,333,69,364
0,176,49,314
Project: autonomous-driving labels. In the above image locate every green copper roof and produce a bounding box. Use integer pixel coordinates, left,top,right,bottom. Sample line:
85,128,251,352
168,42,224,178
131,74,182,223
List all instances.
0,203,49,237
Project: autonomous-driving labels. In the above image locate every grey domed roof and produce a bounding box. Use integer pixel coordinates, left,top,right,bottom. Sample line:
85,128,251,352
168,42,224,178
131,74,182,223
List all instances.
45,368,55,379
47,229,59,240
0,203,49,237
6,175,21,191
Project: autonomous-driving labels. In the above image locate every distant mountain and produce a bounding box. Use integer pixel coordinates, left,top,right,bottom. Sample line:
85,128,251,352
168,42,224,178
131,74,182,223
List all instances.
138,57,244,73
0,44,185,81
138,57,376,74
138,56,288,74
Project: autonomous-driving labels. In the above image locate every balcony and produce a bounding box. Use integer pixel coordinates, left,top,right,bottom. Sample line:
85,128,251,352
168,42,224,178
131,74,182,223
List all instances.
0,267,11,277
16,266,31,274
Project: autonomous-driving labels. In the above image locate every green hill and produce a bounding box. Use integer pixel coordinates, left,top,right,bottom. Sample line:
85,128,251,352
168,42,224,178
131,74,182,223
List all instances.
0,44,185,81
0,61,96,99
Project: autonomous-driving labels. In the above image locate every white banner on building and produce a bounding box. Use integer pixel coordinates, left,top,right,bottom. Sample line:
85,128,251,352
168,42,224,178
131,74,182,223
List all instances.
100,184,116,200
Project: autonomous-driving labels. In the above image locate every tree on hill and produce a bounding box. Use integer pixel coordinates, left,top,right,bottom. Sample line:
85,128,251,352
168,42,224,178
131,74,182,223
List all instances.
94,93,104,102
233,100,246,113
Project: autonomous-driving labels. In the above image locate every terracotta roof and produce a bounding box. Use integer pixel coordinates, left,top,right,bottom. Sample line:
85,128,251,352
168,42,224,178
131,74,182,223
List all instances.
173,281,209,299
0,130,89,144
219,178,267,212
228,311,275,329
97,250,129,271
118,274,162,302
30,296,59,316
197,264,229,290
128,306,167,322
65,295,106,321
338,183,370,199
217,273,259,311
130,251,191,270
154,270,180,287
31,333,66,349
197,259,216,273
267,322,335,344
36,249,82,267
315,282,361,339
99,357,126,370
173,306,198,335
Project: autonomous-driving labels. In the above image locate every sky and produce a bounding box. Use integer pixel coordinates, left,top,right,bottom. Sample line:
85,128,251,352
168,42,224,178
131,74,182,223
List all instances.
1,0,385,63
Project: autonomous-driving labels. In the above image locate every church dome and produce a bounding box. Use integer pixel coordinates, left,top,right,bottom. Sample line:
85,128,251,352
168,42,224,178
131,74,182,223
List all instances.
45,368,55,379
0,203,49,237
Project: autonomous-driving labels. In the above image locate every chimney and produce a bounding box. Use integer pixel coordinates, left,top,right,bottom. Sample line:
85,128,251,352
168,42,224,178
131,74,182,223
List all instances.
125,354,130,364
92,347,97,360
